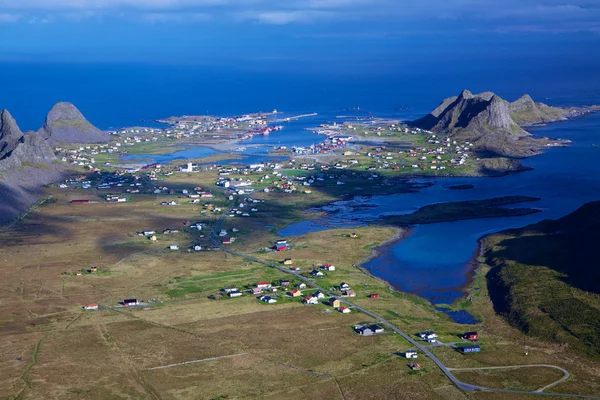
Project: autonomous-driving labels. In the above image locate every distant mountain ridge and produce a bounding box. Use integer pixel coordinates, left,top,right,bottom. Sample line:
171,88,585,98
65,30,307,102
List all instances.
412,90,599,157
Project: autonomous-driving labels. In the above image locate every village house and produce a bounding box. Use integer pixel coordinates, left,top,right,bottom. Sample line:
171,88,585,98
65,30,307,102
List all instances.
123,298,138,306
283,258,293,265
304,296,319,305
463,332,479,341
417,331,438,342
342,290,356,297
274,240,290,251
329,298,341,308
222,287,238,293
405,350,418,359
256,281,272,289
314,291,325,299
310,270,324,277
169,244,179,251
322,264,336,271
459,345,481,354
409,362,421,371
296,282,307,289
340,282,350,290
84,304,99,310
252,288,263,295
259,295,277,304
355,324,384,336
338,306,351,314
369,293,379,299
290,289,302,297
280,279,290,286
228,291,243,298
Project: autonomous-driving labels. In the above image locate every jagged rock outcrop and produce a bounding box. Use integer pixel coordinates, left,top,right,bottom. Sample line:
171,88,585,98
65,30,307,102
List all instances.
412,90,598,158
39,102,109,144
0,109,66,224
0,110,24,159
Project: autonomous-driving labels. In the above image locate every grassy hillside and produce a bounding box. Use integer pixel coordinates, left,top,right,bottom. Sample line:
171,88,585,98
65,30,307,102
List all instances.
483,201,600,357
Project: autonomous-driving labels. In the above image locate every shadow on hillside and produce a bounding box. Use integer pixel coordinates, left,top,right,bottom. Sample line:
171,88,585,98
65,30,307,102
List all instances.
488,232,600,294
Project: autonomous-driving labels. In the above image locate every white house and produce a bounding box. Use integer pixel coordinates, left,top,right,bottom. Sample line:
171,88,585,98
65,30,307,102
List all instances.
169,244,179,251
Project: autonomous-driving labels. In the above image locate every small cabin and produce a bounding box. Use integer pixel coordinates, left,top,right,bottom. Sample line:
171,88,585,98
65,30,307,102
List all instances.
405,350,418,359
84,304,99,310
329,298,341,308
369,293,379,299
463,332,479,341
123,298,138,306
459,345,481,354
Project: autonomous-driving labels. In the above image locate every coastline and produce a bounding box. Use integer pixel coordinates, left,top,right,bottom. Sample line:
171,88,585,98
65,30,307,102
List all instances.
353,226,413,293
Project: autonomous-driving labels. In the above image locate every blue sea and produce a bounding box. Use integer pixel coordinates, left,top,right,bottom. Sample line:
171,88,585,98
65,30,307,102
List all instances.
2,61,599,306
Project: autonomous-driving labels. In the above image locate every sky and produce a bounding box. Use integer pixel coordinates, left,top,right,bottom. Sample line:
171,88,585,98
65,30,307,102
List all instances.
1,0,600,73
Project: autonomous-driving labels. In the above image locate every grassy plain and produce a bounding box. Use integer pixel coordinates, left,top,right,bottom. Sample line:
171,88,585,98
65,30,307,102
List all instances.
1,162,600,400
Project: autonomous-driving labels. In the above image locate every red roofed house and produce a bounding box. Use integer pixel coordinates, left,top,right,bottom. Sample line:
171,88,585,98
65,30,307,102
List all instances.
322,264,336,271
369,293,379,299
338,306,351,314
256,281,272,289
290,289,302,297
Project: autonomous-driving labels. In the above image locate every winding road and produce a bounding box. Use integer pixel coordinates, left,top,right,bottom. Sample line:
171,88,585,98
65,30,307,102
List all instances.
210,208,600,399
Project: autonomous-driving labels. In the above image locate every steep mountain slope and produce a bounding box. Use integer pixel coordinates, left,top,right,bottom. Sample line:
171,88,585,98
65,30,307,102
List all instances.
39,102,109,144
484,201,600,357
0,110,24,159
412,90,598,157
0,109,66,223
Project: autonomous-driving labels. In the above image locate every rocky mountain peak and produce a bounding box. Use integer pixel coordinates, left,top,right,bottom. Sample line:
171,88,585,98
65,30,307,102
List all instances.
39,102,110,144
458,89,474,100
0,109,24,160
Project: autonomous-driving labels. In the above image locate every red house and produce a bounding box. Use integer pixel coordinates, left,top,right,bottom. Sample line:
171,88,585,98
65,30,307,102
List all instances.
369,293,379,299
463,332,479,341
222,238,232,244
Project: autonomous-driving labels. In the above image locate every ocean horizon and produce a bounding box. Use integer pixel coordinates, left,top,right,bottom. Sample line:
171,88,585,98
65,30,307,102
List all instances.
2,61,600,132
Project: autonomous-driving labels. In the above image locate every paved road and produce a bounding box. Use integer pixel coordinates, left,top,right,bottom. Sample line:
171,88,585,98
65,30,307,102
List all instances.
447,364,571,393
210,207,600,399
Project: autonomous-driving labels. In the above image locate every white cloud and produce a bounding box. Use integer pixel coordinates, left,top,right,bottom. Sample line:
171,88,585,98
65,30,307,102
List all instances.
0,13,20,22
138,11,212,22
0,0,599,33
